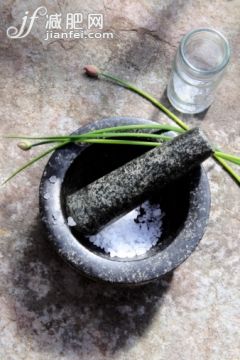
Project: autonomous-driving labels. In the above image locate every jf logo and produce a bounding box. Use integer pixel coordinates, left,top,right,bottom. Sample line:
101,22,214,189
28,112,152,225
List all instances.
7,6,48,39
7,6,105,39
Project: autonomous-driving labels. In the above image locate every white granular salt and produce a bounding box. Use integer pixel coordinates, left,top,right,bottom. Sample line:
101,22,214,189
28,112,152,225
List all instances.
88,201,164,258
49,175,57,184
67,216,77,227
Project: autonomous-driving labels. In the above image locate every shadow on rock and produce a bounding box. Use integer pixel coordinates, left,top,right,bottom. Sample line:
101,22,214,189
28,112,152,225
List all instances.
151,87,210,126
10,217,173,357
151,88,210,124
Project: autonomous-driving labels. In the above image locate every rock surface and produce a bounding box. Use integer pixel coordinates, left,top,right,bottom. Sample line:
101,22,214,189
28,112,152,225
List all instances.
0,1,239,359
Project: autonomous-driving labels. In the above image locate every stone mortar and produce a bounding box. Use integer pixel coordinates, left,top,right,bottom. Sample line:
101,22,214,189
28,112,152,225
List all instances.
39,117,211,285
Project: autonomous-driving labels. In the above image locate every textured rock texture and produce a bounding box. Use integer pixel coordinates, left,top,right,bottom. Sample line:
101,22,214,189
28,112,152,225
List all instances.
0,1,239,359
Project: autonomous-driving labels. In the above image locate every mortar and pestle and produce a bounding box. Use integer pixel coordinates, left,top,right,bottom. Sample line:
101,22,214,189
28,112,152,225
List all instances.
39,117,212,285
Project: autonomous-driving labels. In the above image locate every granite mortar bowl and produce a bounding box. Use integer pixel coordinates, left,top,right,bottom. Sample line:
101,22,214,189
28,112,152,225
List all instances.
39,117,211,286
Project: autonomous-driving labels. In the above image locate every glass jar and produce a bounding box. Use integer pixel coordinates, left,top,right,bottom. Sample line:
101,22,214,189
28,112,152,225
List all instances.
167,28,230,114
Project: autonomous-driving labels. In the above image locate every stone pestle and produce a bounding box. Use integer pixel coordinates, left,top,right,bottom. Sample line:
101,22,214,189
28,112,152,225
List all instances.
66,127,213,235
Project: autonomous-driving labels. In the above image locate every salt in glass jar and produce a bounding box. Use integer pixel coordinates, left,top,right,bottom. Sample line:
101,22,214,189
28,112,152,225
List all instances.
167,28,230,114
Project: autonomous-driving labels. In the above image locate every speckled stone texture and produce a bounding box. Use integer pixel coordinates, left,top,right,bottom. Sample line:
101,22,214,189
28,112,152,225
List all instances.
67,128,212,234
0,1,239,359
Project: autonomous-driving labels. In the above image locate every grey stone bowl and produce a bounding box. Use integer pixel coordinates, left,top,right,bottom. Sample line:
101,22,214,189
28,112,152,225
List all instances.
39,117,211,286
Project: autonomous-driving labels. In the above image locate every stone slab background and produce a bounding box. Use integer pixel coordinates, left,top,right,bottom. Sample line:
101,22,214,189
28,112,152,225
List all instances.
0,1,239,359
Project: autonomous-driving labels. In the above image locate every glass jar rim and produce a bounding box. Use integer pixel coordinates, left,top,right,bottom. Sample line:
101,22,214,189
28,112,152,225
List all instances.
180,28,231,75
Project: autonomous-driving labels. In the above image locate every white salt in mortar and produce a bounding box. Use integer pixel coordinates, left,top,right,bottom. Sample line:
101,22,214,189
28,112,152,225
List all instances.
87,201,164,258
